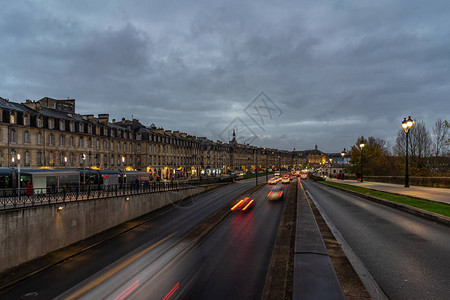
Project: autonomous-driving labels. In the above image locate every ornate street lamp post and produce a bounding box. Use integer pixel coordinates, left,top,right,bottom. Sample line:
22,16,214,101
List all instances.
341,148,346,180
17,154,21,200
82,153,86,186
402,116,414,187
359,142,365,182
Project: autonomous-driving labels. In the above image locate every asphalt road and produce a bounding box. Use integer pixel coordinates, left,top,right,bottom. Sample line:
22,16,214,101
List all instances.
1,178,287,300
302,180,450,300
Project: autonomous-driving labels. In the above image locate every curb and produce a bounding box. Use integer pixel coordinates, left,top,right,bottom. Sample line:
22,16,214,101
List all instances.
321,182,450,226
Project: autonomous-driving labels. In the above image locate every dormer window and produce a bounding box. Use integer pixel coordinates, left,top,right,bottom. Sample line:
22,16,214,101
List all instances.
48,118,54,129
37,116,42,128
23,114,29,126
96,126,100,135
79,122,84,133
10,111,16,124
59,120,65,130
88,124,92,134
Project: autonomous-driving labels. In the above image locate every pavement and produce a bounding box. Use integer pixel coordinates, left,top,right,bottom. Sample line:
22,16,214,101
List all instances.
327,178,450,204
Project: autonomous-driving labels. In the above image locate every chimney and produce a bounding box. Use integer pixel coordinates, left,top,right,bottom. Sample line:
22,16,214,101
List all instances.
112,119,116,123
98,114,109,125
173,131,180,137
82,114,95,122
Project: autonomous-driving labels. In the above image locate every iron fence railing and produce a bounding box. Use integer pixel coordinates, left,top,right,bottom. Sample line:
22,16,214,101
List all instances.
0,177,232,210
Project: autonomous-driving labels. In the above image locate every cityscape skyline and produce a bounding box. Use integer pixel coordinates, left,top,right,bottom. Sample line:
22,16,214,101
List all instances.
1,1,449,152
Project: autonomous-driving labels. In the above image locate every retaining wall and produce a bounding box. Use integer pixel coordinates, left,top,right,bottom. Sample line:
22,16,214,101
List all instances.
0,184,221,273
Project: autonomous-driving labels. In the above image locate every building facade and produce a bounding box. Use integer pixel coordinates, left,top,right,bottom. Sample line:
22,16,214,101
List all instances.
1,97,329,179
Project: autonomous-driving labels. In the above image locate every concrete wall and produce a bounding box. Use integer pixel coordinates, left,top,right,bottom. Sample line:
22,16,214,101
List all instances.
0,184,220,273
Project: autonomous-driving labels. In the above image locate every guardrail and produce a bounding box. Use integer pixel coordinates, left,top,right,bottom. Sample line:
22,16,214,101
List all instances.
0,177,232,210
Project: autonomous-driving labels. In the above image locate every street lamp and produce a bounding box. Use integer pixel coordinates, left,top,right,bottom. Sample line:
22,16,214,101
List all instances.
402,116,414,187
64,156,67,168
359,142,365,182
264,148,268,182
82,153,86,186
341,148,346,180
17,154,21,199
255,149,258,186
122,156,125,169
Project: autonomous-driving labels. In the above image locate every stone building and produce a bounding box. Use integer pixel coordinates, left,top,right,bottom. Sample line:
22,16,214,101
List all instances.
1,97,303,179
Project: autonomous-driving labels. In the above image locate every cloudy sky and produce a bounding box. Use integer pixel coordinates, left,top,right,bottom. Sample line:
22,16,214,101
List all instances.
1,0,449,152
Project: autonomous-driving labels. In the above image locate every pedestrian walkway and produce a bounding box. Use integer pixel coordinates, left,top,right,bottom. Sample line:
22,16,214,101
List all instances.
327,179,450,204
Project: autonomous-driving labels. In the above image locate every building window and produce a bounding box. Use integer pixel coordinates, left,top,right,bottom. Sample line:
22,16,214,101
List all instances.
88,125,92,134
96,126,100,135
79,138,84,148
60,153,65,166
60,135,64,146
117,157,120,166
37,152,42,166
88,138,92,148
70,153,74,166
96,139,100,149
25,151,30,166
48,118,54,129
110,141,113,150
79,123,84,133
117,142,120,151
111,155,114,166
103,140,107,150
10,112,16,124
137,144,141,152
10,129,15,142
123,143,126,152
49,134,54,146
37,133,42,145
129,144,132,152
69,122,74,132
24,114,29,125
37,117,42,128
60,120,65,130
103,154,107,167
70,136,74,147
24,131,29,143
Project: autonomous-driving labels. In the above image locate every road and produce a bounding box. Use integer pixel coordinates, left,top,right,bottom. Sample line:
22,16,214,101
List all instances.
302,180,450,300
1,178,288,300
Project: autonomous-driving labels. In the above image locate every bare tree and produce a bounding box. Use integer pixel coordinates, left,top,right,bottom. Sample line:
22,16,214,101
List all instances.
394,119,432,169
432,119,449,157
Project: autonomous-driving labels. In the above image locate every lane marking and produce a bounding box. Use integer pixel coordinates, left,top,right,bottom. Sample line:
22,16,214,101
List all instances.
63,233,176,300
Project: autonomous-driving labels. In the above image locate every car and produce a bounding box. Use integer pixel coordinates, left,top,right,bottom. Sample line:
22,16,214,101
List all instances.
268,178,277,184
281,177,290,184
274,171,280,176
267,186,284,200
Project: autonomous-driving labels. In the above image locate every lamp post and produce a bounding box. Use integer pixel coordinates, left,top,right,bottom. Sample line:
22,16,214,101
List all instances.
122,156,125,170
17,154,21,200
402,116,414,187
359,142,365,182
82,153,86,186
341,148,346,180
64,156,67,168
264,148,268,182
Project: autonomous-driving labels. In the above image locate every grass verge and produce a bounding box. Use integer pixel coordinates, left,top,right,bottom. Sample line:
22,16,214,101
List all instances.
321,181,450,217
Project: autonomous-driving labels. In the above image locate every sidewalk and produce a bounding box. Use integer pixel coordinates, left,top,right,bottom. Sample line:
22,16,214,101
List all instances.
327,179,450,204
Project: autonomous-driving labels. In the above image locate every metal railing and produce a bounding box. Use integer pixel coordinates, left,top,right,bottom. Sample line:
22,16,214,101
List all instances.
0,177,233,210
